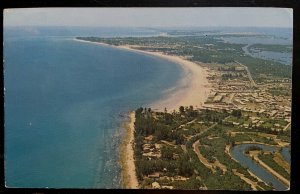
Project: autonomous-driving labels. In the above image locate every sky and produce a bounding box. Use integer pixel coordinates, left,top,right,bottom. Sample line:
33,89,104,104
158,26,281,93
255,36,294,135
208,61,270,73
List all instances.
4,8,293,28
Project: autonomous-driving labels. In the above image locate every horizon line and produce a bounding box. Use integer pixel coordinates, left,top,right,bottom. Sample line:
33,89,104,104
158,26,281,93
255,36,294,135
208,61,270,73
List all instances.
4,25,293,28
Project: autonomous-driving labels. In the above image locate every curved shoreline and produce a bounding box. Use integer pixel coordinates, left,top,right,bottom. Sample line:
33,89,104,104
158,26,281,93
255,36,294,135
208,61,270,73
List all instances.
74,38,212,188
74,38,212,112
118,45,212,112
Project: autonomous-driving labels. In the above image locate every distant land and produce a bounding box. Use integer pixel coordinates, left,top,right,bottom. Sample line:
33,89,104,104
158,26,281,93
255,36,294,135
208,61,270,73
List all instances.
76,28,291,190
4,24,291,190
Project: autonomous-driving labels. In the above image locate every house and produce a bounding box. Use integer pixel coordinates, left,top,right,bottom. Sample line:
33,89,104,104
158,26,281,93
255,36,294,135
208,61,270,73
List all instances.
148,172,160,179
161,186,173,189
274,123,281,128
252,120,259,124
233,122,240,126
213,95,223,103
154,143,161,149
152,182,161,189
143,147,151,153
144,135,154,141
270,110,278,117
243,124,249,128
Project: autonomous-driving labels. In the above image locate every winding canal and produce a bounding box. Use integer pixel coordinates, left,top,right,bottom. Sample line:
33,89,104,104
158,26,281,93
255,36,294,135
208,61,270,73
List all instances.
231,143,290,191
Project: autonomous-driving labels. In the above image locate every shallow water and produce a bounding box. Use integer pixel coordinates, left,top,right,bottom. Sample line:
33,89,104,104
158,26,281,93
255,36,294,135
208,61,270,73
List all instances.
4,35,182,188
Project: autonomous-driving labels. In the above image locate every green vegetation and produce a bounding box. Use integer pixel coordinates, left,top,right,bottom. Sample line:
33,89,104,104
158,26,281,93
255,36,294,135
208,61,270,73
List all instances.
258,153,290,180
225,112,290,141
234,55,291,81
131,107,290,190
249,44,293,53
244,145,262,154
76,36,292,82
233,134,253,142
247,134,278,145
77,32,291,190
199,146,216,163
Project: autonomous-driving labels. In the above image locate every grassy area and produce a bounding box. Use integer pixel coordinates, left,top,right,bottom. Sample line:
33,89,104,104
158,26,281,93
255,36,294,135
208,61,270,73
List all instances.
257,153,290,180
233,134,252,142
133,108,259,189
76,33,291,190
226,115,251,125
76,36,292,82
277,134,290,142
196,125,271,189
248,44,293,53
247,134,278,145
259,118,288,129
131,107,290,190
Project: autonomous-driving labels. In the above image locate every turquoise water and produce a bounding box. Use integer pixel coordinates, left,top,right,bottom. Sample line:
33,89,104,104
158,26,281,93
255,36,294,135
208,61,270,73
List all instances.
4,35,182,188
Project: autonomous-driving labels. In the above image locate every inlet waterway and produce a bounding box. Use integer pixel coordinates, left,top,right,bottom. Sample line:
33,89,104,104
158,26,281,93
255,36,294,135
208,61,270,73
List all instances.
242,44,292,65
231,143,290,191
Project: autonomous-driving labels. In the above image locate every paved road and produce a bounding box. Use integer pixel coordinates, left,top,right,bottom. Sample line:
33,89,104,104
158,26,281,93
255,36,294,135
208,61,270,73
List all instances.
235,61,257,88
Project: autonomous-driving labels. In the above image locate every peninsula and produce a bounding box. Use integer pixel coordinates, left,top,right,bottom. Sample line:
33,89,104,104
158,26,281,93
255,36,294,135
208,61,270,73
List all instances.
75,33,291,190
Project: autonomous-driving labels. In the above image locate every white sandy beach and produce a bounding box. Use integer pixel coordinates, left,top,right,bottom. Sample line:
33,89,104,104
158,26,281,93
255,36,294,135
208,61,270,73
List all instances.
118,45,212,112
122,112,139,189
75,38,212,112
75,38,212,188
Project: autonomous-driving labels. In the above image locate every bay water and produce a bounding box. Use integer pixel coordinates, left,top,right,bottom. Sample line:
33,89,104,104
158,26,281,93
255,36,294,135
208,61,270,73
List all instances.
4,33,182,188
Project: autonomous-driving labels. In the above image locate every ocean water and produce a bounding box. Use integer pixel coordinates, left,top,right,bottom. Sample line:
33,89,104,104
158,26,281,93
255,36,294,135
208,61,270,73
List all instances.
4,33,182,188
4,26,292,189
